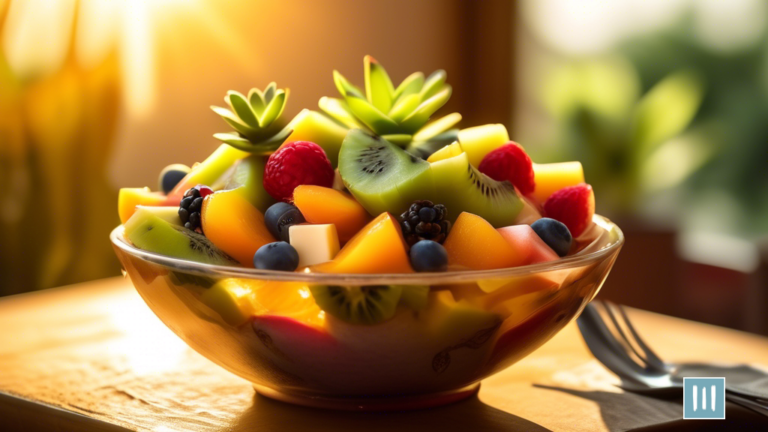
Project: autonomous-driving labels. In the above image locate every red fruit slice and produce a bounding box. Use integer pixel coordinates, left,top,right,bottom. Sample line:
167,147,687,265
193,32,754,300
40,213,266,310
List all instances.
478,142,535,195
543,183,595,237
497,225,559,265
263,141,335,202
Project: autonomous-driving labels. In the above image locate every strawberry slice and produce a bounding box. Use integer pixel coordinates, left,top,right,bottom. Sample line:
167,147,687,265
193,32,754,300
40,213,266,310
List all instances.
478,142,535,195
543,183,594,237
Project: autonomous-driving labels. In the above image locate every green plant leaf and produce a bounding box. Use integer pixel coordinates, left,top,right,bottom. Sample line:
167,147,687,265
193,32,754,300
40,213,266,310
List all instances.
400,85,452,133
333,70,365,100
248,88,266,117
345,94,399,134
263,82,277,104
226,91,259,127
388,93,421,122
211,106,258,137
630,70,704,155
380,134,412,147
364,55,395,114
421,70,447,100
393,72,425,102
259,89,288,128
413,112,462,142
318,97,365,129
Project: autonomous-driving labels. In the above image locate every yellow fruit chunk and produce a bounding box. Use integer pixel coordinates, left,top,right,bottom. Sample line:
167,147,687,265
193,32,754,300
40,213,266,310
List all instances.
289,224,340,267
426,141,464,163
311,213,412,273
531,162,584,204
253,281,325,327
457,124,509,167
200,279,258,326
293,185,371,242
283,109,348,167
442,212,524,270
201,188,275,266
118,187,166,224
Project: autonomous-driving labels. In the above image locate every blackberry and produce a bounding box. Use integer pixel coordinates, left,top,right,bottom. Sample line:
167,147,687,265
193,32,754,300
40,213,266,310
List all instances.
179,187,209,232
400,200,451,246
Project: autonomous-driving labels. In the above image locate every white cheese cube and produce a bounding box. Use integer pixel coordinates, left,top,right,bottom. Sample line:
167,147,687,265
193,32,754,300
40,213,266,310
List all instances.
289,224,340,267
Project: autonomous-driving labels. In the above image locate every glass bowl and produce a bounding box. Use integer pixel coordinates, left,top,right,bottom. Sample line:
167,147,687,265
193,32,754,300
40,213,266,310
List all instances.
111,215,623,411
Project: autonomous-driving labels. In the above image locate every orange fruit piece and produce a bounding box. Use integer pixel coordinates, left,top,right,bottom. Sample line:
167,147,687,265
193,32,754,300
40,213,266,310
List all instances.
202,188,275,266
531,162,584,205
311,212,412,273
293,185,371,242
118,187,166,224
442,212,524,270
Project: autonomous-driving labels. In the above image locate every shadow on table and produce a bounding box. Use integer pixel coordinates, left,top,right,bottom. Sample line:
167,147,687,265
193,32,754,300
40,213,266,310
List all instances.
229,392,552,432
535,384,767,431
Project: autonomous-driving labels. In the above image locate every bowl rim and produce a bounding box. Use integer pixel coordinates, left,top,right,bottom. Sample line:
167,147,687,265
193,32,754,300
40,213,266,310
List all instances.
111,214,624,285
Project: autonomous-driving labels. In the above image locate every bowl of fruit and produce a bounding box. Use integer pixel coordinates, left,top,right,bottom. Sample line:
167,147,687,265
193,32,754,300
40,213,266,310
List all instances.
112,56,624,411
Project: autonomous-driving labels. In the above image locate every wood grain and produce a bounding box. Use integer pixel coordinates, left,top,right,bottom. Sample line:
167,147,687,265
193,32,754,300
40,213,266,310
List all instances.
1,277,767,431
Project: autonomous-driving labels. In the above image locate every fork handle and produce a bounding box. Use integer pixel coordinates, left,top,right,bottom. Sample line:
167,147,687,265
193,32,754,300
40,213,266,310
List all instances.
727,393,768,417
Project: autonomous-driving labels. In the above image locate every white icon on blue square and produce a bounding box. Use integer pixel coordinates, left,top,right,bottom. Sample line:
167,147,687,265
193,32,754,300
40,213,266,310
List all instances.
683,377,725,420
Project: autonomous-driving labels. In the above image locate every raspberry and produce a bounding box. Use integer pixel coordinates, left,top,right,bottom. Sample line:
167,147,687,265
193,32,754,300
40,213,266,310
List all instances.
543,183,595,237
263,142,334,202
478,142,535,195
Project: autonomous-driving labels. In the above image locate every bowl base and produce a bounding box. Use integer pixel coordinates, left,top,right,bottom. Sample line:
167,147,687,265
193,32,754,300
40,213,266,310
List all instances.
253,383,481,411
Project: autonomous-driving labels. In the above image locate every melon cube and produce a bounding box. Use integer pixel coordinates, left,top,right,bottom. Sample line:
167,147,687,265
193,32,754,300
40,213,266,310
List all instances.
497,225,559,266
289,224,340,268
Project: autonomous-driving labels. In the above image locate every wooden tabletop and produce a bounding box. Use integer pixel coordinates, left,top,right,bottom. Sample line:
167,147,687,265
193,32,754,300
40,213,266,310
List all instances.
1,277,767,432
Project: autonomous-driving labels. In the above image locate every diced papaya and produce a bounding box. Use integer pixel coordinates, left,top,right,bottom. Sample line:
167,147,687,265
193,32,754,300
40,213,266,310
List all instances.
531,162,584,204
442,212,524,270
293,185,371,242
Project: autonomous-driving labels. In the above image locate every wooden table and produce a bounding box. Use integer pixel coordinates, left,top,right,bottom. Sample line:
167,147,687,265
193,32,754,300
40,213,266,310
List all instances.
1,277,767,431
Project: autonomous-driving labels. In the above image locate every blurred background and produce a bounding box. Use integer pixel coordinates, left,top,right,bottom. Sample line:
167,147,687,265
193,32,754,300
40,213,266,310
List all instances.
1,0,766,334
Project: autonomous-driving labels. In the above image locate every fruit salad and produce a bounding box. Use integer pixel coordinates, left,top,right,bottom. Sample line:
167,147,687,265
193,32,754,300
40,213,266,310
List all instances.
114,56,622,407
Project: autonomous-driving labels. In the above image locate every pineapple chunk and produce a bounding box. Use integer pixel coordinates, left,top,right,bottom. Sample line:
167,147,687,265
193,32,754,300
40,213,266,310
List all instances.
289,224,340,268
531,162,585,204
457,124,509,167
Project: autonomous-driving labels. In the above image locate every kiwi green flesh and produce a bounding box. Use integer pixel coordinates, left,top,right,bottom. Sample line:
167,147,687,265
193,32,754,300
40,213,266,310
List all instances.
125,214,236,266
339,129,432,217
429,152,523,227
309,285,403,325
398,285,430,310
225,154,276,213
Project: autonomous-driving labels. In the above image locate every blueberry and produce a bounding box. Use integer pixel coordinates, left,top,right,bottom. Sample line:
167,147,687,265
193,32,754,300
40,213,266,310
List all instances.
159,165,191,194
409,240,448,272
254,242,299,271
531,218,572,257
264,202,305,242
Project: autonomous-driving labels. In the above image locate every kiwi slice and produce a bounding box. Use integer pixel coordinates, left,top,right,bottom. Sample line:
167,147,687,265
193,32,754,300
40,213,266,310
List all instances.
430,152,523,227
125,213,237,266
309,285,403,325
338,129,432,216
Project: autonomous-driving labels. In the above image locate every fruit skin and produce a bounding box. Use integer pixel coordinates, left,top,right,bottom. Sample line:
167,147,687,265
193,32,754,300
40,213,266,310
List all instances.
118,187,167,224
442,212,524,270
311,213,413,274
496,225,559,265
309,285,403,325
429,152,523,227
253,242,300,271
457,124,509,167
478,142,535,195
224,154,276,213
264,202,305,242
338,129,432,217
201,188,276,266
531,161,584,205
124,213,235,265
168,144,250,204
409,240,448,272
543,183,595,237
530,218,572,257
282,109,348,167
263,141,335,202
292,185,370,243
159,164,191,194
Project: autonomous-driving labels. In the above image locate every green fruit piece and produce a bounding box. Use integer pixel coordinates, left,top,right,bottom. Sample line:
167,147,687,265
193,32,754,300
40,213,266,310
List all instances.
224,154,275,212
429,152,523,227
285,109,349,167
309,285,403,325
457,124,509,167
398,285,430,311
171,144,249,197
124,213,236,265
407,129,460,160
338,129,432,216
132,205,182,226
200,279,258,326
428,290,501,340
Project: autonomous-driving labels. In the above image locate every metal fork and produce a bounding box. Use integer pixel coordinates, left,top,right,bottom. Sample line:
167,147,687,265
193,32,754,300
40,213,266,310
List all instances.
576,301,768,417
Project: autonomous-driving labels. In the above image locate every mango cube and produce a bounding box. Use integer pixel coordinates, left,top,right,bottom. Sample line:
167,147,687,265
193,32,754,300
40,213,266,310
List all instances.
531,162,584,204
457,124,509,167
289,224,340,267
